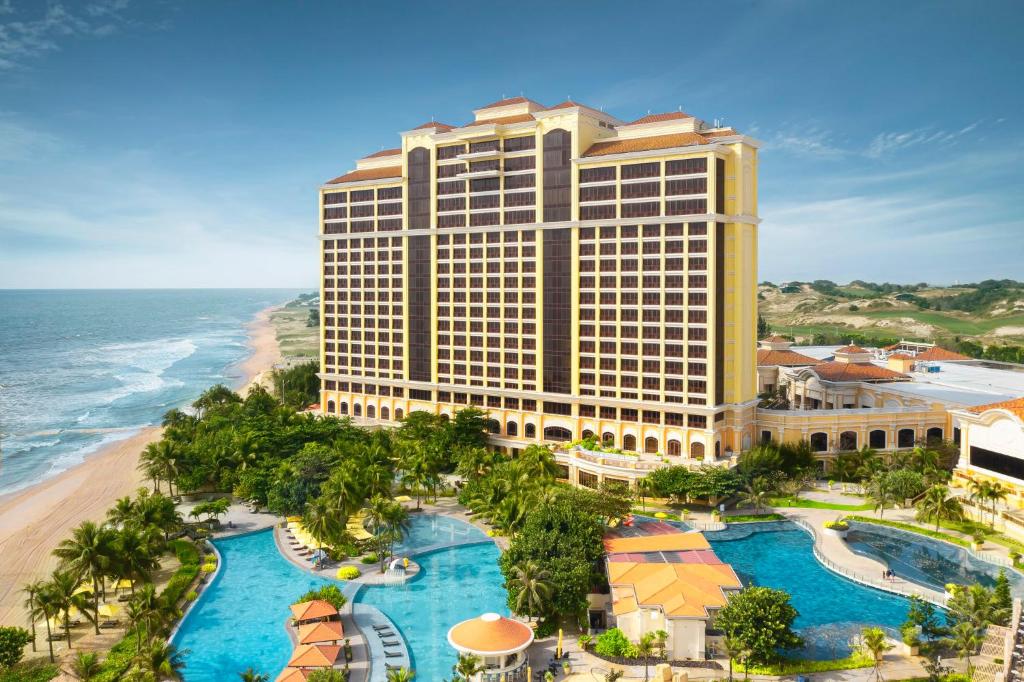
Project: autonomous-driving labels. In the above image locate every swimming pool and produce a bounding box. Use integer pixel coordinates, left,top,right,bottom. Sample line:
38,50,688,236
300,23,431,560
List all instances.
172,516,507,681
845,521,1024,596
393,511,490,554
706,522,911,658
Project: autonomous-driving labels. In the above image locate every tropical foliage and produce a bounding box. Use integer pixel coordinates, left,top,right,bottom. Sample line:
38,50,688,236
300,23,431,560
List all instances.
715,586,803,666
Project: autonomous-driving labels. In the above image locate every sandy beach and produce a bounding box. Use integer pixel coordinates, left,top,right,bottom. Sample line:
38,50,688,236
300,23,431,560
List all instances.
0,305,283,627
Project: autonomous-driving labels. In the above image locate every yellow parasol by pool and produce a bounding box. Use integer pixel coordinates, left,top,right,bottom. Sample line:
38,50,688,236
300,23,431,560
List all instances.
394,495,412,504
286,515,302,522
72,584,93,596
98,603,120,619
115,579,133,590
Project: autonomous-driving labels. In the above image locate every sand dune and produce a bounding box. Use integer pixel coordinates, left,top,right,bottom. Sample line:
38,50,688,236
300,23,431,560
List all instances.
0,305,283,627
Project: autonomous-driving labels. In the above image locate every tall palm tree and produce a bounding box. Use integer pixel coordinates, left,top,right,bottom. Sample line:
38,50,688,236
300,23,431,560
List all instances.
54,520,117,634
453,654,484,681
113,528,158,596
48,569,95,647
28,583,59,662
21,579,46,652
364,495,406,574
867,475,894,519
133,641,188,680
861,627,892,681
721,632,747,682
139,442,167,494
71,651,103,681
968,480,1007,528
304,497,342,554
952,621,980,679
129,583,169,650
386,668,415,682
238,667,270,682
636,631,657,682
508,560,553,621
107,496,138,528
738,478,771,514
915,485,964,532
636,477,653,512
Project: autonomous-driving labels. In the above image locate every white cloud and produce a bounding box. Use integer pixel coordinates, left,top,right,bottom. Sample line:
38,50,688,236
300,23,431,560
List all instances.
865,121,985,158
0,0,134,70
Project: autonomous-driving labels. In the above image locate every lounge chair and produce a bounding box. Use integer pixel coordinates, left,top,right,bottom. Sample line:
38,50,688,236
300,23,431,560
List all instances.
372,624,390,630
385,651,402,658
382,641,401,648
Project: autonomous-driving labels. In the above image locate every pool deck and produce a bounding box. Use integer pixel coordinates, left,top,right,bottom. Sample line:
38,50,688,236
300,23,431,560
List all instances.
776,506,950,606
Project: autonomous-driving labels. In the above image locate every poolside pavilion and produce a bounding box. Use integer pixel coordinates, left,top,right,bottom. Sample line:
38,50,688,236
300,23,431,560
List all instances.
298,620,344,645
290,599,339,625
275,668,310,682
288,643,342,669
447,612,534,682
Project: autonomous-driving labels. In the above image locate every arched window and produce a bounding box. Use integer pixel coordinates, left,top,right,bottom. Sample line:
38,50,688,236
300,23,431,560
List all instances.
543,426,572,441
926,427,943,443
525,423,536,438
623,434,637,451
810,432,828,452
354,403,363,417
326,400,336,414
506,421,518,437
898,428,915,448
485,419,500,434
581,429,594,440
601,432,615,447
690,442,705,458
644,437,659,454
439,413,450,422
839,431,857,451
340,402,349,415
367,405,376,419
381,406,390,421
394,408,404,420
869,429,886,449
667,439,681,457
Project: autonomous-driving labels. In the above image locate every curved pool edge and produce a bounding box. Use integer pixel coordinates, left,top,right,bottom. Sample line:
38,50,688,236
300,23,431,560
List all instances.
168,537,224,644
787,516,949,608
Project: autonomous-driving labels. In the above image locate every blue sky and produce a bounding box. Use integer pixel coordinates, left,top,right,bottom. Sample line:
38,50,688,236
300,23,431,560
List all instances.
0,0,1021,288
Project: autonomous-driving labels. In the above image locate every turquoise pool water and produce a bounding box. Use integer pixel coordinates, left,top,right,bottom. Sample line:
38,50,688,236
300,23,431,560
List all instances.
845,521,1024,596
172,516,506,681
707,522,911,658
358,543,509,680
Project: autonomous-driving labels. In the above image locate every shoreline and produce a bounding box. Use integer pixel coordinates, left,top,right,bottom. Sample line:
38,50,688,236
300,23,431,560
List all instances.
0,304,284,627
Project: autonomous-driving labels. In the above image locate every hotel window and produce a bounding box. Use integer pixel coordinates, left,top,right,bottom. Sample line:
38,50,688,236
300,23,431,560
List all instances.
579,166,616,183
666,158,707,175
471,194,500,209
621,182,659,199
504,156,535,172
580,204,616,221
504,174,535,189
621,162,659,180
505,210,535,224
323,191,347,204
438,144,466,160
438,180,466,195
504,135,536,152
470,139,500,154
622,202,659,218
378,187,402,200
666,177,707,195
351,189,373,203
470,159,500,173
438,197,466,212
470,212,500,227
580,185,616,202
666,198,707,215
689,221,708,235
505,191,535,207
437,163,465,178
471,178,500,193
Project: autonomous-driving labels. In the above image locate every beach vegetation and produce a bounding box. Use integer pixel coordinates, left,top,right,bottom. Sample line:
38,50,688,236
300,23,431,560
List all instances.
297,584,347,611
714,586,803,666
0,627,31,670
307,670,349,682
271,360,320,410
238,667,270,682
69,651,102,681
0,659,59,682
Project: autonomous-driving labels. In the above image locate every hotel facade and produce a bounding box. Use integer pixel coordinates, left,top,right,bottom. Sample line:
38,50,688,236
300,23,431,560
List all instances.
318,97,761,470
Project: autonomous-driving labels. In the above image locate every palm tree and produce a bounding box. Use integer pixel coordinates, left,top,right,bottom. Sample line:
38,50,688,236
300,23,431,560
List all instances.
453,653,484,681
952,621,980,678
402,446,433,510
21,579,46,652
238,667,270,682
738,477,771,514
304,497,342,554
386,668,415,682
139,442,167,494
636,477,653,512
28,583,59,662
129,583,170,650
71,651,103,681
133,641,188,680
53,521,117,627
107,496,138,528
508,560,553,621
721,632,746,682
987,482,1008,528
861,627,892,681
48,569,95,647
969,480,1007,528
915,485,964,532
636,632,657,682
867,475,894,519
113,528,159,596
364,496,409,573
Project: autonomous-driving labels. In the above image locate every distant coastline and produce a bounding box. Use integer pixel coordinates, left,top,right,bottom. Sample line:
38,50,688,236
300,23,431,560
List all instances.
0,298,290,627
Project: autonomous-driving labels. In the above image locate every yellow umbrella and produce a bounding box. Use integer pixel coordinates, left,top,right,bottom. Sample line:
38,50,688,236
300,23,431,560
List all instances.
394,495,412,503
98,603,120,619
116,579,133,590
557,628,563,658
73,584,93,596
286,515,302,522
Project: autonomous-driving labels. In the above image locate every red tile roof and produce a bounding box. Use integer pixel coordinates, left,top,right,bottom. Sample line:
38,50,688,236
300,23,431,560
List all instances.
289,600,339,623
477,96,542,110
547,100,586,110
461,113,536,127
582,132,709,157
413,120,454,131
361,148,400,159
448,613,534,654
968,397,1024,420
704,128,739,138
762,335,790,343
914,346,972,362
623,111,693,126
325,166,402,185
811,362,908,383
835,345,869,354
757,349,821,367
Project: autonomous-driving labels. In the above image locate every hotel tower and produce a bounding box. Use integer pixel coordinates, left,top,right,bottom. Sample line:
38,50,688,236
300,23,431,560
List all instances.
318,97,761,478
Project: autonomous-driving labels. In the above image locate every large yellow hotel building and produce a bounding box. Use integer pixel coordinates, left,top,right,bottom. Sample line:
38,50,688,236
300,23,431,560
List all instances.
317,97,761,472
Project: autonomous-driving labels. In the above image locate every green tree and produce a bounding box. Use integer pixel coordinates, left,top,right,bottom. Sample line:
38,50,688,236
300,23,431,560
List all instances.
386,668,415,682
132,641,188,680
737,477,772,514
46,569,96,648
364,495,410,573
714,586,803,666
721,632,749,682
20,580,46,654
307,669,349,682
993,570,1013,626
861,627,892,681
757,313,771,339
914,485,964,532
449,407,489,450
452,653,484,681
53,520,116,635
70,651,103,681
238,667,270,682
970,479,1008,528
304,496,343,554
507,560,554,622
952,621,980,678
0,626,31,670
26,582,58,662
636,631,657,682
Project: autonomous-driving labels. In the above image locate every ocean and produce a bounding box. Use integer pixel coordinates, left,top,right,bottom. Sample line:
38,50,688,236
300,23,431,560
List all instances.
0,289,304,496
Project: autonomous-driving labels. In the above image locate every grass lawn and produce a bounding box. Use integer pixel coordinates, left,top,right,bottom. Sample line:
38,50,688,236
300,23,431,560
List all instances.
726,513,786,523
0,660,58,682
739,651,873,675
769,497,874,511
846,515,972,548
270,307,318,358
862,309,1024,335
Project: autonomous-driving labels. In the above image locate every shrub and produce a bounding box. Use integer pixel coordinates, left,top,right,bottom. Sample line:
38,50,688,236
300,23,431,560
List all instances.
336,566,360,580
0,627,31,670
594,628,631,658
297,584,347,610
824,520,849,531
185,591,199,602
0,659,58,682
360,552,379,564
